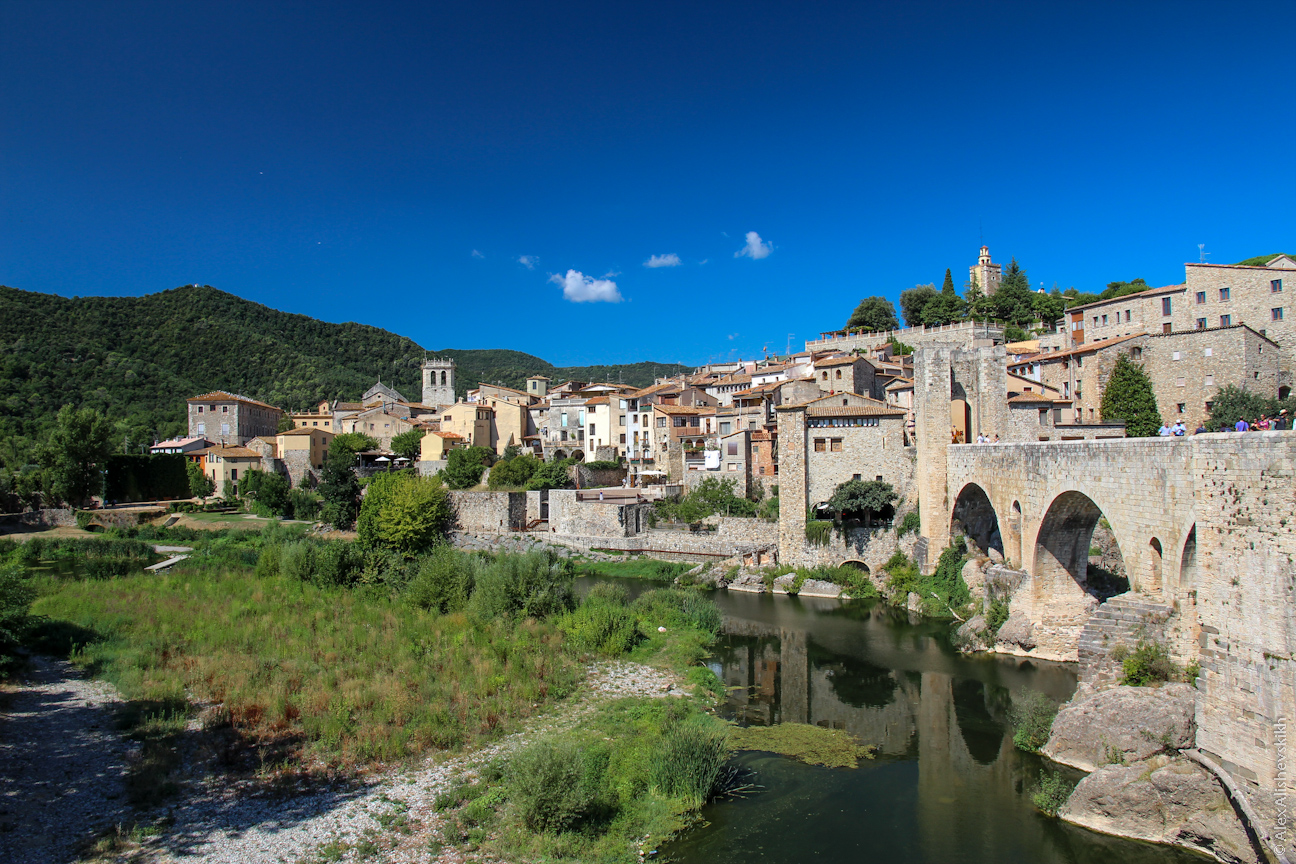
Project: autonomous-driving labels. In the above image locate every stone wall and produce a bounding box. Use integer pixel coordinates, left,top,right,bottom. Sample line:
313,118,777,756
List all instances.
447,490,526,533
279,449,315,488
0,508,74,529
1185,262,1294,378
417,459,447,477
544,514,777,560
1139,326,1281,433
572,464,628,488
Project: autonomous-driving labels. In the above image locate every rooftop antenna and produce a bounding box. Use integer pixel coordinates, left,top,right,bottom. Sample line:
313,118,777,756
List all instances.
786,332,794,356
1198,243,1209,264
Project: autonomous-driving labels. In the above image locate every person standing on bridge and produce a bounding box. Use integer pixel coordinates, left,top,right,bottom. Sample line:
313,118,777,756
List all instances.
1173,420,1186,436
1158,421,1172,437
1235,417,1250,432
1276,410,1290,430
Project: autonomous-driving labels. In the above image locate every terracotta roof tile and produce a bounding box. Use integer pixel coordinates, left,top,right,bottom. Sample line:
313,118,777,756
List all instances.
805,404,905,418
187,391,280,410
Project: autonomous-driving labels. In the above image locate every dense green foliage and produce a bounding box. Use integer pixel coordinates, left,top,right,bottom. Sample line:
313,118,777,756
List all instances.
524,457,576,491
1114,640,1184,686
355,472,452,555
884,541,970,618
825,479,896,525
390,429,424,463
488,453,542,489
899,284,939,328
105,453,189,503
1032,769,1074,817
654,476,758,524
442,446,494,489
1205,384,1296,430
32,406,114,506
317,447,363,529
0,284,685,458
1234,253,1295,267
0,558,36,675
1100,354,1161,437
1009,689,1058,752
844,296,899,332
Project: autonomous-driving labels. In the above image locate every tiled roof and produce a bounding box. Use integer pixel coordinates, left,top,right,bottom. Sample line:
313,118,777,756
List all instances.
777,392,891,411
206,445,261,458
814,355,861,368
334,402,363,410
426,431,463,439
805,404,905,418
151,436,206,448
1038,333,1142,361
884,378,914,391
279,427,332,437
584,397,610,406
187,391,279,410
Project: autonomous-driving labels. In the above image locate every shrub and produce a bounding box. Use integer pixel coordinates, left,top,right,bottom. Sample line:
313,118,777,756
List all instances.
1009,689,1058,752
631,588,721,635
896,509,921,538
651,715,728,806
985,598,1010,637
487,454,541,489
507,737,611,834
805,520,832,546
1032,769,1074,816
278,539,365,588
287,489,320,521
356,473,453,556
1117,640,1179,686
560,599,639,656
405,547,476,614
83,557,142,580
469,550,575,620
0,560,36,675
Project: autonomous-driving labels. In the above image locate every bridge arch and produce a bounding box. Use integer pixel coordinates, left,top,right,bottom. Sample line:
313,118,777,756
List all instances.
951,482,1003,557
551,449,568,461
841,559,870,573
1030,486,1130,600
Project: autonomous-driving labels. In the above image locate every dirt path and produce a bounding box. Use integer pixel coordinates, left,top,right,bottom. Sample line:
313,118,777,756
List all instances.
0,657,136,864
0,659,681,864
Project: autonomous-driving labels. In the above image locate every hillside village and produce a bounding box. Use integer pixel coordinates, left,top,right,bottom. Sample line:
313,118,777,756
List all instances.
159,250,1294,527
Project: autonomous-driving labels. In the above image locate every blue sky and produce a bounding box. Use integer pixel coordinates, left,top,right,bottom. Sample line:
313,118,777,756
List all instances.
2,1,1293,366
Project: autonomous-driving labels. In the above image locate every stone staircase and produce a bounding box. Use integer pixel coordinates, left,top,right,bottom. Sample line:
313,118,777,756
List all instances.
1078,593,1173,686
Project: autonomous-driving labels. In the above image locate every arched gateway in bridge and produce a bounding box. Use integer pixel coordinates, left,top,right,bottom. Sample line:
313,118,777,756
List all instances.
912,343,1296,798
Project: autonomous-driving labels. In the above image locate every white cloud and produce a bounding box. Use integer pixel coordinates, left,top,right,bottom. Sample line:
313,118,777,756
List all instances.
734,230,772,260
604,269,622,278
471,249,484,259
550,269,623,303
518,255,539,270
644,253,681,268
727,333,739,340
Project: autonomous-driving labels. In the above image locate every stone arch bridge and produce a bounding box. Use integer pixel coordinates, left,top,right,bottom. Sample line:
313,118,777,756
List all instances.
922,432,1296,795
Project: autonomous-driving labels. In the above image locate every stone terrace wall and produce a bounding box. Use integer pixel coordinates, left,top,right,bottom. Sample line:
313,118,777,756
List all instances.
0,508,75,529
448,490,526,533
572,465,628,488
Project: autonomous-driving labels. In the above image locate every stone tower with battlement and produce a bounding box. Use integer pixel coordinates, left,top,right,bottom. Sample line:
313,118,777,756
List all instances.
422,357,456,407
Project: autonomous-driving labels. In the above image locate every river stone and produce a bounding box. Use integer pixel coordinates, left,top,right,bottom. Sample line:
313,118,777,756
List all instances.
1061,755,1259,864
987,546,1004,564
961,559,985,600
954,614,989,652
906,592,923,613
994,611,1035,651
796,579,843,599
1042,683,1195,772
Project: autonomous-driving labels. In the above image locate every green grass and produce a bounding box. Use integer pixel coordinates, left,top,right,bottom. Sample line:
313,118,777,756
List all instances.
29,566,581,765
441,697,730,864
576,557,693,582
729,722,876,768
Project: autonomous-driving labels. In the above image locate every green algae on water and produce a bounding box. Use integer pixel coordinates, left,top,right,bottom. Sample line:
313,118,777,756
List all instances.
729,722,877,768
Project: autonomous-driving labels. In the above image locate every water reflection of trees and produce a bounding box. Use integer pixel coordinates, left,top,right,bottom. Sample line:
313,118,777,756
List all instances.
809,642,897,710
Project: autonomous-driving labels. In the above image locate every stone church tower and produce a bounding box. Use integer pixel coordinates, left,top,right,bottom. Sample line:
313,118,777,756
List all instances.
422,356,456,407
969,245,1003,296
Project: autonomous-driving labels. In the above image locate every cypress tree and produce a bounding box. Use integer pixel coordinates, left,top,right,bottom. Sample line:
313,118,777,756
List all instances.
1100,354,1161,437
941,268,955,294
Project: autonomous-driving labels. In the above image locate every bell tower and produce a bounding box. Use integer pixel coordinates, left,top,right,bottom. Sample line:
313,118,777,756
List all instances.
422,356,456,407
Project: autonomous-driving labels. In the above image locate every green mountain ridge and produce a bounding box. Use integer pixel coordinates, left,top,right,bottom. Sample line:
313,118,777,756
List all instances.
0,284,687,450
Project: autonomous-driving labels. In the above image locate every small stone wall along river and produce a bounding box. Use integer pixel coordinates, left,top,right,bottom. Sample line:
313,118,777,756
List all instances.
578,579,1207,864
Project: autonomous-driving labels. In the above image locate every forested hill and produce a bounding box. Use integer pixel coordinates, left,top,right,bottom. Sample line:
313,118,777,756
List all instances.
0,284,687,446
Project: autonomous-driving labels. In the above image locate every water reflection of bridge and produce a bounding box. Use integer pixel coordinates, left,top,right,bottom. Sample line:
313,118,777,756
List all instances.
717,607,1039,859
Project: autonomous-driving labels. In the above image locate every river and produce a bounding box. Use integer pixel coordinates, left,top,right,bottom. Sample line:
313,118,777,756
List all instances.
579,577,1207,864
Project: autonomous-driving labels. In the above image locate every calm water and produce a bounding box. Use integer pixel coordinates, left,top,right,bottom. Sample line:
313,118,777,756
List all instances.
577,578,1207,864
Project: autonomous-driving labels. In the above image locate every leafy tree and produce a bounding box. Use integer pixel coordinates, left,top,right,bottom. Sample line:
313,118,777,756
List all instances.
318,446,362,529
277,414,295,432
239,469,291,517
390,429,424,463
0,560,36,676
899,284,938,328
845,296,900,332
1205,385,1296,430
356,472,452,556
964,277,993,320
1100,278,1152,300
1100,354,1161,437
442,446,492,490
1003,325,1030,343
826,479,897,526
990,258,1037,327
921,270,967,326
186,460,215,501
34,406,113,507
331,432,378,459
489,454,541,489
525,458,575,491
1030,290,1066,329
